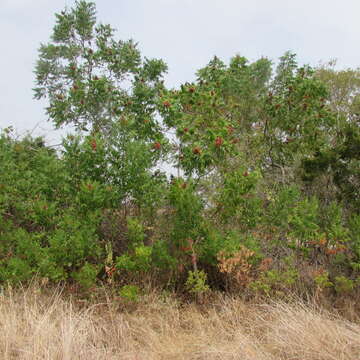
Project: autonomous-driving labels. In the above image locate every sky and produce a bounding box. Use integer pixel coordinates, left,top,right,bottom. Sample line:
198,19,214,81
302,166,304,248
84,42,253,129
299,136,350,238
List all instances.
1,0,360,144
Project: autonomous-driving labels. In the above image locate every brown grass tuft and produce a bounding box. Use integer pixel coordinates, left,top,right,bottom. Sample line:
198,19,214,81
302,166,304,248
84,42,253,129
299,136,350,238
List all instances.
0,286,359,359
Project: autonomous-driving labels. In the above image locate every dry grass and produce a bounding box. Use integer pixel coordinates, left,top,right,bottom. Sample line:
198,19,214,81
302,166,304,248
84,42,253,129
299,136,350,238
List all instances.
0,285,359,359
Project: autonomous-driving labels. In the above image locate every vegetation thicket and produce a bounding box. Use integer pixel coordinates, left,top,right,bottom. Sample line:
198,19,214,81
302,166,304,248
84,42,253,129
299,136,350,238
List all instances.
1,0,360,306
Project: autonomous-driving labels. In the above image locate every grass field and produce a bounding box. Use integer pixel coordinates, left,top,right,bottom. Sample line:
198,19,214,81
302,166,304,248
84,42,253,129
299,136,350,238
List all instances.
0,285,359,359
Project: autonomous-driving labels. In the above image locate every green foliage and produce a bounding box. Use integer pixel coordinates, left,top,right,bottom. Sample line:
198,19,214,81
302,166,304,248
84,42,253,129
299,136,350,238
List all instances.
349,215,360,269
116,253,137,272
0,133,102,283
264,52,335,169
151,240,177,270
0,257,34,284
301,123,360,210
116,243,152,274
334,276,354,294
127,217,145,248
288,197,320,247
48,210,101,269
34,0,167,135
185,270,209,295
118,284,140,303
321,202,350,246
61,128,168,211
217,168,261,227
265,185,301,229
73,262,99,289
159,55,271,176
313,270,333,290
167,179,205,249
250,268,299,297
2,0,358,303
300,63,360,210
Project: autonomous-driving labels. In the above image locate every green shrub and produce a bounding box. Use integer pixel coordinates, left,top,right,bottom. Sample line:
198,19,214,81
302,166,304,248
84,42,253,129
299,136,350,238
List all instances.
313,270,333,290
73,262,99,289
119,284,140,303
334,276,354,294
185,270,209,295
217,168,262,227
1,1,360,304
249,268,299,297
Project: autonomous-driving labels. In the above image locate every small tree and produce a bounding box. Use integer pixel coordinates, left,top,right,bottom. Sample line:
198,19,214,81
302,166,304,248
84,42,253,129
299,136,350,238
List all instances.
264,52,335,173
34,0,169,209
158,55,272,177
34,0,167,143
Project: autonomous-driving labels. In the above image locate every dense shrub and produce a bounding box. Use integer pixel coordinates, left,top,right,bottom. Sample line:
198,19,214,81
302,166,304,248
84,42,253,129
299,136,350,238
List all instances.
1,1,360,303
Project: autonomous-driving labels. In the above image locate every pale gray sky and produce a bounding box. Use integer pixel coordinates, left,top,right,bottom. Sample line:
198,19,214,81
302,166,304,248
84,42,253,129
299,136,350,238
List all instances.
1,0,359,143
